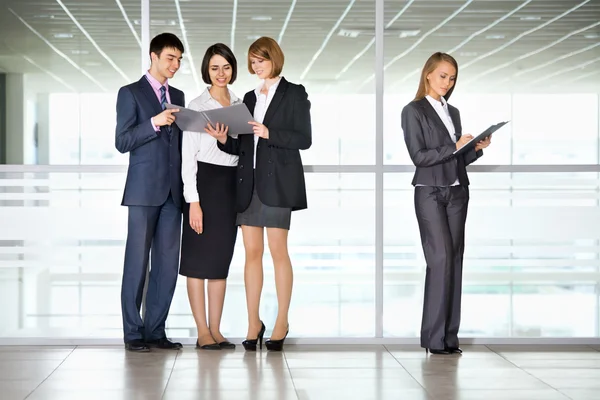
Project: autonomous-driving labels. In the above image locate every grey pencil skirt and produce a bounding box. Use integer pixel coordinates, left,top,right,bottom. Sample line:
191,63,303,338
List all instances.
236,186,292,230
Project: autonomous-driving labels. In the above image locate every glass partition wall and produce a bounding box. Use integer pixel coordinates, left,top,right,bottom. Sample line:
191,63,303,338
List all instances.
0,0,599,342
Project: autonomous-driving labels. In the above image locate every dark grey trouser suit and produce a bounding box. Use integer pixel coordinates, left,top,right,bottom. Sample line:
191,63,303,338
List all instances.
415,185,469,350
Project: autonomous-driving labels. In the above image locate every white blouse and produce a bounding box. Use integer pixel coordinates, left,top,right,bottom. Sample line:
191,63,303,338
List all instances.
252,78,281,168
425,95,459,186
182,87,241,203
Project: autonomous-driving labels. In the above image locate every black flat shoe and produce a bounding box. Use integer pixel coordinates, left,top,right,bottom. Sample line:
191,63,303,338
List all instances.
145,337,182,350
265,327,289,351
195,340,221,350
125,339,150,352
447,347,462,354
425,348,451,355
242,321,266,351
219,341,236,350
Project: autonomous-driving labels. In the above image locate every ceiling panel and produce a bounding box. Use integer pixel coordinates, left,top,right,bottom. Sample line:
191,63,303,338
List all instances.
0,0,597,95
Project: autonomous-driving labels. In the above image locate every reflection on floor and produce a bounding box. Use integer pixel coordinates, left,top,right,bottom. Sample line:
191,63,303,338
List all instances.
1,344,600,399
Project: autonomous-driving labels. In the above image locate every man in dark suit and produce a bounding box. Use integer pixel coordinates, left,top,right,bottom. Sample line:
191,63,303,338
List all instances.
115,33,185,352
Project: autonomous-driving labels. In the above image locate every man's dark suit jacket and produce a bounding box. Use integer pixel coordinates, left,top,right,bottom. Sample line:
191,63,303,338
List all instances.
217,77,312,212
401,97,482,186
115,76,185,208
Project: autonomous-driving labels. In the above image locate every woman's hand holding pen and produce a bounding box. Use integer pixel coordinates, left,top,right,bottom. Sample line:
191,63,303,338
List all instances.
249,121,269,139
455,134,473,150
475,135,492,151
205,122,229,144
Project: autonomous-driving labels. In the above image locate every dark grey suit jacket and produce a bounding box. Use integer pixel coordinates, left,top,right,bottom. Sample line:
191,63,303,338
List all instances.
217,77,312,212
115,76,185,208
401,97,482,186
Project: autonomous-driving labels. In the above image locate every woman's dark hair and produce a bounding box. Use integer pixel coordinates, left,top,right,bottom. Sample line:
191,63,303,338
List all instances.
201,43,238,85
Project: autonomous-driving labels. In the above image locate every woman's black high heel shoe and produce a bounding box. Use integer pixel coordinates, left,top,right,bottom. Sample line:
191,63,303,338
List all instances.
242,322,266,351
425,348,450,355
265,327,289,351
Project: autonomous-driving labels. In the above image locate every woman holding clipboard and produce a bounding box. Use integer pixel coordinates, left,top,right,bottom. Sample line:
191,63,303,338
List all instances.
401,52,491,355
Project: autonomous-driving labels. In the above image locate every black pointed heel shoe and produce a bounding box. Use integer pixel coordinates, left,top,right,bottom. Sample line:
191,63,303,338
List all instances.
425,348,451,355
265,327,289,351
242,321,266,351
447,347,462,354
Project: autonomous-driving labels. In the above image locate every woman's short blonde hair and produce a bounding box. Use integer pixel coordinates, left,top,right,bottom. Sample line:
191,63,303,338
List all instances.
247,37,285,77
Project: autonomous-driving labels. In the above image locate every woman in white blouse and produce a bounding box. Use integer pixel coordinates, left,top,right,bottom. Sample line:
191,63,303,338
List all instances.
180,43,240,350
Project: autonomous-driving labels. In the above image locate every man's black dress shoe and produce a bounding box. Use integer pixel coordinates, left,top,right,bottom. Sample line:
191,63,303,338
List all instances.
125,340,150,352
447,347,463,354
146,337,182,350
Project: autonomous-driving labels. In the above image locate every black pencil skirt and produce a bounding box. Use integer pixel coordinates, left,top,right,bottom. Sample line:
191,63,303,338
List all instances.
180,161,238,280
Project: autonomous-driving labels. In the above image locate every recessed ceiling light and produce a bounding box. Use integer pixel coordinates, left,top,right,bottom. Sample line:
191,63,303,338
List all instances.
399,29,420,38
459,51,478,57
71,50,89,55
251,16,272,21
150,19,176,26
584,33,599,39
53,33,73,39
486,34,505,39
338,29,361,38
519,16,541,21
85,62,102,67
246,35,261,40
133,19,177,26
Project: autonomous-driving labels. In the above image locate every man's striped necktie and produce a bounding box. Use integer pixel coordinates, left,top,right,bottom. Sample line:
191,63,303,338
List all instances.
160,86,171,136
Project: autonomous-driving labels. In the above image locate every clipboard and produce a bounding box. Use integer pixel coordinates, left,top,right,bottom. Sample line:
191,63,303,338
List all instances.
165,103,255,136
453,121,509,155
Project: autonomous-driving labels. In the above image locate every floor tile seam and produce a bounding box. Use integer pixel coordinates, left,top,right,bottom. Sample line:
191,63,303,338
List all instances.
585,345,600,352
483,344,574,399
383,344,434,399
160,350,181,400
22,346,77,399
282,350,301,400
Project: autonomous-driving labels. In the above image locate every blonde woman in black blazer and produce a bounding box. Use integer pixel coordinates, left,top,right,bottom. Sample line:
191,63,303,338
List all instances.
401,52,491,355
207,37,311,352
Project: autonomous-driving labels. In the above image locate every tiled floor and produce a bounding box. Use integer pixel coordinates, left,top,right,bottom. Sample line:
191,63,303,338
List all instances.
1,344,600,399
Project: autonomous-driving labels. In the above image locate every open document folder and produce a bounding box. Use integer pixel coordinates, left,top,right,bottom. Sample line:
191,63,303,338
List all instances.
453,121,509,156
166,103,255,136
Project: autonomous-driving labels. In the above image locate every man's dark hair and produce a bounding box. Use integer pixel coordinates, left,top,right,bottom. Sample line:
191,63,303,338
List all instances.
201,43,238,85
149,33,184,58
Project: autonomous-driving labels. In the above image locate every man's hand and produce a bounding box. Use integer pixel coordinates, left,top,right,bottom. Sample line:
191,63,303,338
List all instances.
153,109,179,127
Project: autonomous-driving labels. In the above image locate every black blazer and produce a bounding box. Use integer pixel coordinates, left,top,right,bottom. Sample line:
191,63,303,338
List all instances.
217,77,312,212
115,76,185,208
401,97,482,187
